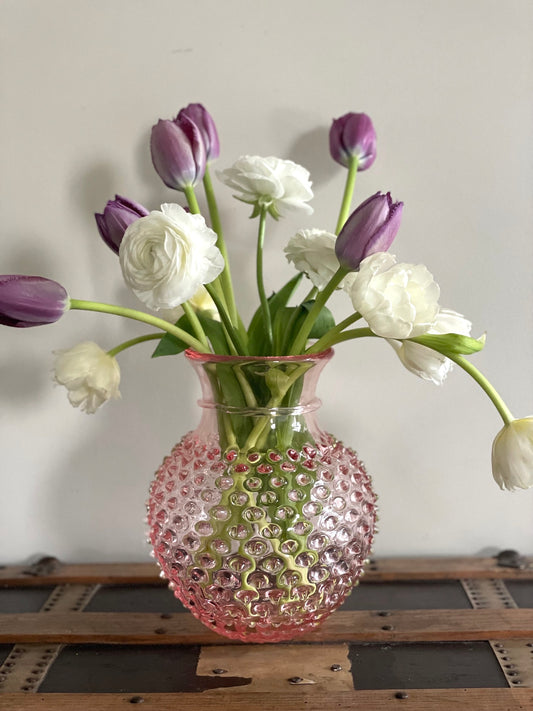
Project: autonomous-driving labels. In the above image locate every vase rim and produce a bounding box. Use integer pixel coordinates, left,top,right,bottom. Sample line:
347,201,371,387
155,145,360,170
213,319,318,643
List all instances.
185,348,334,364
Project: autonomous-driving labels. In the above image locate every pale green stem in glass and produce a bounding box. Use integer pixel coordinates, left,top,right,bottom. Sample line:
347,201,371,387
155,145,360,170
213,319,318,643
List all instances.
306,312,363,354
244,362,313,450
183,184,201,215
203,165,239,327
256,206,273,351
68,299,208,353
182,302,210,351
289,266,348,354
233,365,259,408
204,283,248,355
107,333,162,357
335,155,359,235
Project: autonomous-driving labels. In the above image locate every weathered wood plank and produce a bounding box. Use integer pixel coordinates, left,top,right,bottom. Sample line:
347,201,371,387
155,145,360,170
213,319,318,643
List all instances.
1,689,532,710
1,556,532,586
1,609,531,644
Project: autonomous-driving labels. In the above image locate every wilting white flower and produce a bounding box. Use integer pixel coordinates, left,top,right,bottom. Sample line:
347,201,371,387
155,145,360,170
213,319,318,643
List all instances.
347,252,440,339
119,203,224,310
492,417,533,491
53,342,120,414
217,155,313,217
284,229,346,290
388,308,472,385
158,285,220,323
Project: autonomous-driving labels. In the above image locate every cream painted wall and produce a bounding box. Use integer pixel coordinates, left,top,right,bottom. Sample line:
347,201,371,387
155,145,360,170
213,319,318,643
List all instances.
1,0,532,564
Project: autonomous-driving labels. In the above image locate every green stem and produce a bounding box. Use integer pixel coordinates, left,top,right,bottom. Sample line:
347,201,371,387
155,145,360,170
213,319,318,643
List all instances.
256,207,273,351
183,185,201,214
69,299,208,353
203,165,239,326
182,302,210,351
107,333,162,357
289,266,348,353
444,353,515,425
244,362,313,450
204,283,248,355
335,155,359,234
233,365,259,408
313,323,515,426
306,312,363,353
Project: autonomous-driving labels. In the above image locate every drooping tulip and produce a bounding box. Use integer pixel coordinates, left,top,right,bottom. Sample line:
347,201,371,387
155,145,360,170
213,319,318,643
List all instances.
177,103,220,161
388,309,473,385
492,417,533,491
335,192,403,271
95,195,149,254
329,112,377,170
0,275,69,327
151,116,206,191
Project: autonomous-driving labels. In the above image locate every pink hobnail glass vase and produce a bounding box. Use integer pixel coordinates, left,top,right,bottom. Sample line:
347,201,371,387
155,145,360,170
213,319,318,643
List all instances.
147,348,377,642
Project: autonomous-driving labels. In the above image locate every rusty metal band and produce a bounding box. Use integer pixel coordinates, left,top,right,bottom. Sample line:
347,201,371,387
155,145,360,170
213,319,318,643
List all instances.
461,578,533,688
0,583,100,693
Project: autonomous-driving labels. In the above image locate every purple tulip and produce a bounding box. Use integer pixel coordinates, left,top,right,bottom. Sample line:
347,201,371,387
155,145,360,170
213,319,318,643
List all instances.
177,103,220,161
335,192,403,271
0,275,69,328
329,112,377,170
151,115,206,191
95,195,149,254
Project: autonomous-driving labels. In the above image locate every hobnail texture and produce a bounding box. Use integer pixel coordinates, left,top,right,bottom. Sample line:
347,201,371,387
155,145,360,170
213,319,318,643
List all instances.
147,350,377,642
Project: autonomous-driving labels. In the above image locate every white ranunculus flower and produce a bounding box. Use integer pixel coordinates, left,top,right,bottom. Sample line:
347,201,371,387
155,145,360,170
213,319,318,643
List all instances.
119,203,224,310
53,341,121,414
348,252,440,339
388,308,472,385
217,155,313,217
284,229,345,290
158,285,220,323
492,417,533,491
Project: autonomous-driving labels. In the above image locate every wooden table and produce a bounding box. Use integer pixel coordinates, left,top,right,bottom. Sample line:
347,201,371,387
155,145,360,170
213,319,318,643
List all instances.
1,556,532,710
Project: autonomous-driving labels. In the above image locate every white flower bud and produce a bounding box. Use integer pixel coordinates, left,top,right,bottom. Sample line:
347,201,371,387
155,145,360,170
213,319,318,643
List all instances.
53,342,120,414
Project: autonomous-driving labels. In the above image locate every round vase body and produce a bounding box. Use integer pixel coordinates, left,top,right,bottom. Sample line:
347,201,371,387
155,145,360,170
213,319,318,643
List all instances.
148,349,377,642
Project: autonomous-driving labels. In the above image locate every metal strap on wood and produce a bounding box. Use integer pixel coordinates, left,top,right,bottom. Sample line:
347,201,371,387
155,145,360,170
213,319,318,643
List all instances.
461,578,533,688
0,584,99,693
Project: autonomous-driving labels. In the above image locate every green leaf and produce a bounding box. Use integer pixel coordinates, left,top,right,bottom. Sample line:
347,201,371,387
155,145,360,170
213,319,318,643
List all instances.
197,312,231,355
247,273,303,354
409,332,486,356
300,301,336,339
272,301,336,354
151,314,192,358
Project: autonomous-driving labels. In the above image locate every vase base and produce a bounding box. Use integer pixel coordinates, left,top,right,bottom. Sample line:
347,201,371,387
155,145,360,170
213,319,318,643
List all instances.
149,431,377,643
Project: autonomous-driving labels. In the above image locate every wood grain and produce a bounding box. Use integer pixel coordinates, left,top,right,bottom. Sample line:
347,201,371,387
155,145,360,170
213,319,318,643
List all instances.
1,608,532,644
1,556,532,586
1,689,532,710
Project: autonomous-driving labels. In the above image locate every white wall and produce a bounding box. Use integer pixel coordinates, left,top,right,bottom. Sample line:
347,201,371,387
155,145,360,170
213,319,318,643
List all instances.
1,0,532,564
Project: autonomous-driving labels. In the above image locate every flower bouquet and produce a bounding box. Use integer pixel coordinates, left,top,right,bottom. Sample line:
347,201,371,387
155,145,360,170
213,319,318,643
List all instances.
2,104,531,642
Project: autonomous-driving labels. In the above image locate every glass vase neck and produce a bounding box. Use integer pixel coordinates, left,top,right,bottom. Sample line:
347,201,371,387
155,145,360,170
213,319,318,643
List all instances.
184,349,334,452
